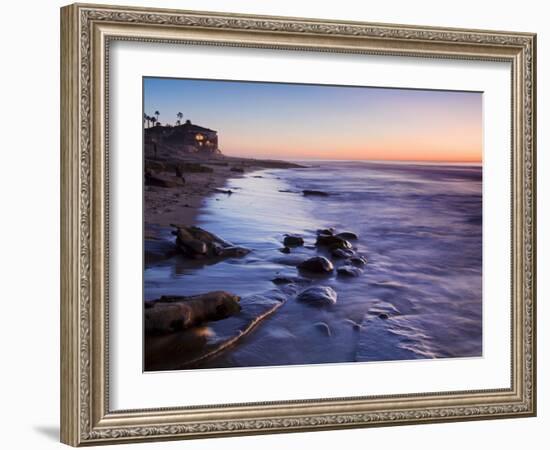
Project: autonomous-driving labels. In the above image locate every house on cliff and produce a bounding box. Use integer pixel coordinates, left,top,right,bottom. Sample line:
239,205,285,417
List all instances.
145,119,221,158
177,120,219,153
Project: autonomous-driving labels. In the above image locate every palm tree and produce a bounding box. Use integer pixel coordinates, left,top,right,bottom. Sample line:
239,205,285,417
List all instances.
154,111,160,124
176,112,183,126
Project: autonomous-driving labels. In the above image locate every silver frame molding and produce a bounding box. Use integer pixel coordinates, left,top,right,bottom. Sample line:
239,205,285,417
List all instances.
60,3,536,446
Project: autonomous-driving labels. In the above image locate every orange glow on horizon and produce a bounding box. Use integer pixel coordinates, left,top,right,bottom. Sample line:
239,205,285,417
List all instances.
222,139,482,163
221,115,482,163
224,149,482,163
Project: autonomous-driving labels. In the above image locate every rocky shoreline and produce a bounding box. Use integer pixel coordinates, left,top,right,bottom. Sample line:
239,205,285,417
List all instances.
145,217,371,370
144,154,308,369
143,155,395,371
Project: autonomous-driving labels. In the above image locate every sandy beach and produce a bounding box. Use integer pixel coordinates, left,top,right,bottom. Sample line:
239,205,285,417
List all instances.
144,155,302,233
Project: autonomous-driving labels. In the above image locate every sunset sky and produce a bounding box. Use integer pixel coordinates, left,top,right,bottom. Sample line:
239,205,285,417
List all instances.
144,77,482,163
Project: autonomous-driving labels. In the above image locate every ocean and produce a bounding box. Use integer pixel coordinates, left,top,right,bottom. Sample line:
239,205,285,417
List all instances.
144,160,483,369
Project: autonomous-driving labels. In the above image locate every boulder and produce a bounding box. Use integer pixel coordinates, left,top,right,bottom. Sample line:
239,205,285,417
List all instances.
297,256,334,274
144,291,241,335
331,248,354,259
316,234,352,250
349,255,368,267
329,239,353,250
337,265,363,277
296,286,338,306
171,225,250,259
336,231,358,240
316,228,334,236
144,291,287,371
283,234,304,247
185,239,208,255
214,245,251,258
184,226,230,245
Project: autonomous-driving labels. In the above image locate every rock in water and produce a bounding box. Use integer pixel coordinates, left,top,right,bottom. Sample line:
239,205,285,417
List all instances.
171,225,250,259
145,290,287,371
331,248,354,259
316,228,334,236
279,247,291,254
337,265,363,277
283,234,304,247
213,245,250,258
316,234,352,250
336,231,358,240
186,239,209,256
144,291,241,334
330,240,352,251
367,301,400,317
349,255,368,267
303,189,330,197
298,256,334,274
296,286,338,306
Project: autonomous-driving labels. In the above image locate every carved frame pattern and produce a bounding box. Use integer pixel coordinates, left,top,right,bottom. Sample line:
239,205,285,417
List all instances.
60,3,536,446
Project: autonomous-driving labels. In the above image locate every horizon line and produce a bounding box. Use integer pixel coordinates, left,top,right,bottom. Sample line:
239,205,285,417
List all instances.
224,154,483,165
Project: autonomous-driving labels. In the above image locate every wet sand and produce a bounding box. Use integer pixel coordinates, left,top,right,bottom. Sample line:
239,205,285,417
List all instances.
145,155,302,235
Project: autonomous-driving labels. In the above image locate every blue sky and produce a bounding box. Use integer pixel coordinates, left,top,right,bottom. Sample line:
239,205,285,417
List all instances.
144,77,482,162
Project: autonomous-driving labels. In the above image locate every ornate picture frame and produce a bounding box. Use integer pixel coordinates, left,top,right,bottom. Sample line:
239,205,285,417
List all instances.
60,3,536,446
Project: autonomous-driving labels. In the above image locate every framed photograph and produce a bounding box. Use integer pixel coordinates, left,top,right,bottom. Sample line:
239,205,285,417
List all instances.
60,3,537,446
